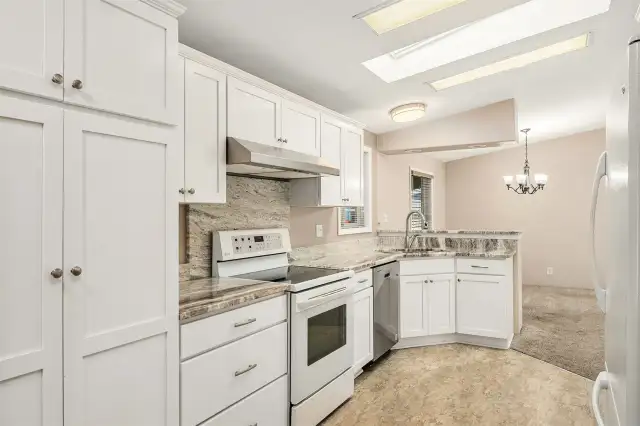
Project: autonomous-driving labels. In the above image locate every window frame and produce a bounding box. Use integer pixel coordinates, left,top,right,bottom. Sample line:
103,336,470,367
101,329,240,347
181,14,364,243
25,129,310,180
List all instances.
338,146,373,235
409,167,434,230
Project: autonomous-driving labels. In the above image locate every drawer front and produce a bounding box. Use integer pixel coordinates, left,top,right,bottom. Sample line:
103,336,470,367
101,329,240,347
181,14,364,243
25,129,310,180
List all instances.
201,375,288,426
353,268,373,292
399,258,454,276
181,323,288,426
181,295,287,360
457,258,508,276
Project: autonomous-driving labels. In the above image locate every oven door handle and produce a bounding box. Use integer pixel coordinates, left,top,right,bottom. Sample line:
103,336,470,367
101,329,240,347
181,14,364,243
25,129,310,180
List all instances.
296,287,354,311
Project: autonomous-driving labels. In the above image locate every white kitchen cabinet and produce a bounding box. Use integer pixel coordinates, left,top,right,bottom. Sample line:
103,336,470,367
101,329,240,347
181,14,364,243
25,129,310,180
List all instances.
63,111,178,426
399,273,455,338
290,114,365,207
177,57,227,203
353,287,374,374
0,96,63,426
63,0,180,123
282,99,321,156
0,0,64,100
456,273,513,339
227,76,282,147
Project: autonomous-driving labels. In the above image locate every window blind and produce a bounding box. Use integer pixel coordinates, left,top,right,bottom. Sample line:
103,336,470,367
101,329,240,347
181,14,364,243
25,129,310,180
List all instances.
410,171,433,231
340,206,365,229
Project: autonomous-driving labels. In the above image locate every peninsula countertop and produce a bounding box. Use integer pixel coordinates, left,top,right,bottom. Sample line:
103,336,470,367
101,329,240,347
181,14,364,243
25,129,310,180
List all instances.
179,277,288,323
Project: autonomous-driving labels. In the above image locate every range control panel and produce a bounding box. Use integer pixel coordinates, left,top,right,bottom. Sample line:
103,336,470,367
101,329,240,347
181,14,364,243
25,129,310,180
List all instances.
212,228,291,262
232,233,283,255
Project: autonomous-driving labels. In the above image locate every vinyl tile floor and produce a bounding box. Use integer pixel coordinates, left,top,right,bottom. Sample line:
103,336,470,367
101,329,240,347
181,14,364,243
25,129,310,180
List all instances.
321,344,595,426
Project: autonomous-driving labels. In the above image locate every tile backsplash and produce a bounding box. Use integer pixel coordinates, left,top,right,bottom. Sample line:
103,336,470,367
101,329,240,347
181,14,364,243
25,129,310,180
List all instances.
180,176,290,281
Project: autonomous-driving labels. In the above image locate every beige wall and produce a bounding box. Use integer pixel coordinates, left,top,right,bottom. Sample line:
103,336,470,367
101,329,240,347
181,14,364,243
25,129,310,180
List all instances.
376,152,447,231
445,129,606,289
290,130,378,247
378,99,517,154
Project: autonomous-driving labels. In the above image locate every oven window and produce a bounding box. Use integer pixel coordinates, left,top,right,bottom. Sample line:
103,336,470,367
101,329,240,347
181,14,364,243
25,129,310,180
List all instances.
307,304,347,366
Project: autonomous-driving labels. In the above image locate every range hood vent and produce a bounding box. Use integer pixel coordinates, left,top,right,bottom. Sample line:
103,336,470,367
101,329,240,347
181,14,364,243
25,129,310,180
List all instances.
226,137,340,179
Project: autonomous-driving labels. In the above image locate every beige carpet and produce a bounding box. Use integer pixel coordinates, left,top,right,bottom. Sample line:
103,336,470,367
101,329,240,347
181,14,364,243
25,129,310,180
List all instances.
322,344,595,426
511,285,604,380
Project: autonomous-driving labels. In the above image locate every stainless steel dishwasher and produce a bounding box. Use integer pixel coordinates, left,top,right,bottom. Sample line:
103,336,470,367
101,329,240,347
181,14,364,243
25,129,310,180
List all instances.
372,262,400,362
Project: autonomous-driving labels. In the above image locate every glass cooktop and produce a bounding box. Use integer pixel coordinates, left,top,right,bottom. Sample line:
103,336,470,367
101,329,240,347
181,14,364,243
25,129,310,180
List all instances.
233,265,344,285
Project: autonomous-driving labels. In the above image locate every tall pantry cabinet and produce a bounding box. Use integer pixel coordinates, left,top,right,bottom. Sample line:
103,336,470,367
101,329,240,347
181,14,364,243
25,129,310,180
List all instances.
0,1,185,426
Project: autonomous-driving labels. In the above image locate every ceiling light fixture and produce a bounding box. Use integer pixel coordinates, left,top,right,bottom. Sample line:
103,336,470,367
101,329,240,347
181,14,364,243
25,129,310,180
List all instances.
355,0,468,35
503,129,548,195
390,103,426,123
429,34,589,90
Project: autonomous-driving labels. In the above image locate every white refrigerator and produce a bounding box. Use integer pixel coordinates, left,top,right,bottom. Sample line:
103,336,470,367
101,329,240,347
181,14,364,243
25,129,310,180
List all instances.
590,36,640,426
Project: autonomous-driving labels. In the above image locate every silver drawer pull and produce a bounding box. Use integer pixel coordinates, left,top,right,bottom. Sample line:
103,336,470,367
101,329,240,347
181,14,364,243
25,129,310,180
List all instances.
357,278,368,283
234,318,257,327
309,287,346,300
471,265,489,269
234,364,257,377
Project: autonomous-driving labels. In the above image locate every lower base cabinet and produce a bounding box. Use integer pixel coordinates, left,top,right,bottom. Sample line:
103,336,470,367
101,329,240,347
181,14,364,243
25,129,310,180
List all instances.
353,287,373,373
456,273,513,339
399,273,455,338
200,375,288,426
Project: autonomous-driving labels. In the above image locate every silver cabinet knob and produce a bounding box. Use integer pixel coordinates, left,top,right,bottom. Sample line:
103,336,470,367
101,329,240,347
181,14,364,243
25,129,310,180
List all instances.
430,280,434,283
283,139,288,143
70,266,82,276
51,268,63,279
178,188,185,194
52,74,64,84
188,188,196,195
457,278,461,282
277,138,283,142
424,280,429,283
72,79,83,89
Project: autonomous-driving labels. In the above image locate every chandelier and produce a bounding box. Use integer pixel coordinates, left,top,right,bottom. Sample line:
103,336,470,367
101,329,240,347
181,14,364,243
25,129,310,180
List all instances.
503,128,548,195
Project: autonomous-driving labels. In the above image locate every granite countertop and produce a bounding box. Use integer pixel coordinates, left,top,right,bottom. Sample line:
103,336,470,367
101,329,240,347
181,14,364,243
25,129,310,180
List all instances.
179,277,288,323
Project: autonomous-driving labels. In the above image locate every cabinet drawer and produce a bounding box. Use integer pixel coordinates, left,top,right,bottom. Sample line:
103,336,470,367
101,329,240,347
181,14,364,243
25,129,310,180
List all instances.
353,269,373,292
181,323,288,426
180,295,287,360
200,375,288,426
399,259,454,276
457,258,508,276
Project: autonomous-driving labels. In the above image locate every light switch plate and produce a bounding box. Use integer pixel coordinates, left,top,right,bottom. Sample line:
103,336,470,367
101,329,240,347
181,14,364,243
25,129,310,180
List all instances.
546,267,553,275
316,224,323,238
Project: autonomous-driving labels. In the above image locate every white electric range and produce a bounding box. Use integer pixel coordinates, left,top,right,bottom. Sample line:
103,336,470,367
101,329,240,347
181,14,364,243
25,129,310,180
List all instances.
212,228,356,426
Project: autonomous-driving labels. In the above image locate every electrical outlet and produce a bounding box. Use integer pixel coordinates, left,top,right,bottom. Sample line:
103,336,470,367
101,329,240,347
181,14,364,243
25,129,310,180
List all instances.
382,213,389,223
316,224,323,238
547,267,553,275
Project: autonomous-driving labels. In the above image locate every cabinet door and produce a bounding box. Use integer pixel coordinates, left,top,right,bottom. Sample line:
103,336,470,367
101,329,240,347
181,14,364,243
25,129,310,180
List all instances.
319,115,344,206
427,274,455,335
399,275,429,338
64,0,178,123
456,274,511,339
0,0,63,100
281,99,320,156
0,97,63,426
184,59,226,203
228,76,281,147
342,126,364,207
353,287,374,373
63,111,178,426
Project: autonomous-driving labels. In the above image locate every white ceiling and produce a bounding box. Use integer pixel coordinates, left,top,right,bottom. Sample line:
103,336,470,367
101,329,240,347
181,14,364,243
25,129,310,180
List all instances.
177,0,640,161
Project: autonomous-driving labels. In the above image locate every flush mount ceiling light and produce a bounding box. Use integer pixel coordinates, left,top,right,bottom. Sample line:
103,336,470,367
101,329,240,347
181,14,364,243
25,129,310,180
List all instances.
503,129,548,195
362,0,610,83
390,103,426,122
354,0,468,35
429,34,590,90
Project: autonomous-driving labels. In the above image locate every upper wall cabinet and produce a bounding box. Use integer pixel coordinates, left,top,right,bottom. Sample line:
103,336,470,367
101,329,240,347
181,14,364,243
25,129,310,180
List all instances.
227,76,321,156
0,0,183,124
176,57,227,204
0,0,64,100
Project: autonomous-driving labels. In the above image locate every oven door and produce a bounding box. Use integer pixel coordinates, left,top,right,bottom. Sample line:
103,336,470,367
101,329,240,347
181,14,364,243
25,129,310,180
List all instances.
290,279,354,405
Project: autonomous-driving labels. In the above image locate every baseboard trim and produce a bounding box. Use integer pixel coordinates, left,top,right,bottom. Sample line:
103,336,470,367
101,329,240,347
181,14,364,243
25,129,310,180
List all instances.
393,333,513,350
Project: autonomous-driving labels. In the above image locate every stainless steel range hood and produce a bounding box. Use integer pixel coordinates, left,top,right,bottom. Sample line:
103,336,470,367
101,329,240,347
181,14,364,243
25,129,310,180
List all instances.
226,137,340,179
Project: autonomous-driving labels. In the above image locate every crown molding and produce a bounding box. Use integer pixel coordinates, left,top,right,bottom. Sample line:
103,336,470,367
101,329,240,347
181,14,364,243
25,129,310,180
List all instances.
141,0,186,17
178,43,367,130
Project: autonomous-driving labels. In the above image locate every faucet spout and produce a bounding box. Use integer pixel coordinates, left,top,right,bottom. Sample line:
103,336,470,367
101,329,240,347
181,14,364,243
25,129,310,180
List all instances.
405,211,427,250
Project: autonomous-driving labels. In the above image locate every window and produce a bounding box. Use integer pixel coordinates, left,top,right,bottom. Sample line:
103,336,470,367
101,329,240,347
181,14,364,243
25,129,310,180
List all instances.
338,146,373,235
410,170,433,231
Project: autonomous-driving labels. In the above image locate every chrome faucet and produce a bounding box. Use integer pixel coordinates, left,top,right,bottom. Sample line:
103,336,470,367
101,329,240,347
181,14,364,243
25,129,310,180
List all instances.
405,211,427,250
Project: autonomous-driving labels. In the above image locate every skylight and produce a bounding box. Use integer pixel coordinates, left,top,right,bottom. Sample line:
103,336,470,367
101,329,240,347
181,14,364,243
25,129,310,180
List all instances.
363,0,611,83
429,34,590,90
356,0,469,35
